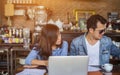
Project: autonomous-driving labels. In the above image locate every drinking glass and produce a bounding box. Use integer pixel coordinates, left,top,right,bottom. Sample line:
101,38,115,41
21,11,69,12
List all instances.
23,38,30,49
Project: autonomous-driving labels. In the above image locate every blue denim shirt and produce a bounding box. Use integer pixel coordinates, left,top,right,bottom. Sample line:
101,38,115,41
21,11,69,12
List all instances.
25,41,68,65
70,34,120,65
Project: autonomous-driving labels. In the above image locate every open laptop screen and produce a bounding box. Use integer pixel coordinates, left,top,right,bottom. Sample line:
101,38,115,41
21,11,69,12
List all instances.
48,56,89,75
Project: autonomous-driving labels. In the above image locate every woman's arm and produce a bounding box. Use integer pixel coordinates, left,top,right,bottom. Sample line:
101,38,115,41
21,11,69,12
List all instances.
31,59,48,66
24,60,48,68
25,49,38,65
25,49,48,66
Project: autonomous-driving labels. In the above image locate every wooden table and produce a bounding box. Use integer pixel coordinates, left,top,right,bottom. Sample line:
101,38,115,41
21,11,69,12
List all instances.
16,65,120,75
88,65,120,75
88,71,120,75
44,71,120,75
44,65,120,75
88,71,102,75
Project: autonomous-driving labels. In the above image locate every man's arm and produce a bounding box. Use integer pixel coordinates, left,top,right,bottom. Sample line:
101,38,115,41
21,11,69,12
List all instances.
110,42,120,58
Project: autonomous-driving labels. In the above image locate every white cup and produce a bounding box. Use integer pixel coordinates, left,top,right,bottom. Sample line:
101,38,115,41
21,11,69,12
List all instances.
19,58,25,65
102,63,113,72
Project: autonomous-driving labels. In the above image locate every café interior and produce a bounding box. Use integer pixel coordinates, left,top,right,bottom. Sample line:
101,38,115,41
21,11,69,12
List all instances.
0,0,120,75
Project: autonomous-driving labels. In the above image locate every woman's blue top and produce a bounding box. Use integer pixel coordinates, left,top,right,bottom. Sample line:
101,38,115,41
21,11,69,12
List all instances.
25,41,68,65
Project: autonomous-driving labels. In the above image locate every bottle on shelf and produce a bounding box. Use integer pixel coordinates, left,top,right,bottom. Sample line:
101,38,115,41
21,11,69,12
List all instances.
19,28,23,43
15,28,19,43
107,22,112,31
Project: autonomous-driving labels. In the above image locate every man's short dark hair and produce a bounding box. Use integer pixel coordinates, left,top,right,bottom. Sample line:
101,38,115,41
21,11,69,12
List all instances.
86,14,107,31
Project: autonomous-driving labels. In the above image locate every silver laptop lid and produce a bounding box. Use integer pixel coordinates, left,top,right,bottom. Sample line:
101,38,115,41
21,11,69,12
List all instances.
48,56,89,75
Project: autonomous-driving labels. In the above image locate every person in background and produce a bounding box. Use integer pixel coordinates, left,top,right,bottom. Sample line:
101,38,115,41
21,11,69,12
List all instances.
70,14,120,71
16,24,68,75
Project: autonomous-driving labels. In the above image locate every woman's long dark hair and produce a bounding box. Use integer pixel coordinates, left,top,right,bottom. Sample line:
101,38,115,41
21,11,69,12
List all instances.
35,24,62,60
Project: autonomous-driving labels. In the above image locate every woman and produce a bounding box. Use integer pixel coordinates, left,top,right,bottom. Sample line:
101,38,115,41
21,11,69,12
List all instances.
16,24,68,75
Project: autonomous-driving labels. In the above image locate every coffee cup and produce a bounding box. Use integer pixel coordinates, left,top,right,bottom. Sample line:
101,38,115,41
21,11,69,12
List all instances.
19,58,25,65
102,63,113,72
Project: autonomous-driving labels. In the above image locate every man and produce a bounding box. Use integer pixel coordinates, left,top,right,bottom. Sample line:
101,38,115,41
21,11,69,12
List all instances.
70,14,120,71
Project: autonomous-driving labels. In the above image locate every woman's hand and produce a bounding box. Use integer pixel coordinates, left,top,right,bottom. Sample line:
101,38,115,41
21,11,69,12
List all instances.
23,65,38,68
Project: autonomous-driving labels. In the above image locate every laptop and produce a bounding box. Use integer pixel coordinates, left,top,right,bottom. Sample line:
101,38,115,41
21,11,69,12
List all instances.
48,56,89,75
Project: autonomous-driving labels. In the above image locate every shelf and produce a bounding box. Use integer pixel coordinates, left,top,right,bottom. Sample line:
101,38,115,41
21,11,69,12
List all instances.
0,68,7,71
10,47,30,74
0,43,23,47
14,3,38,5
14,3,38,6
7,0,37,5
14,4,38,9
61,30,120,37
0,47,9,73
0,43,32,47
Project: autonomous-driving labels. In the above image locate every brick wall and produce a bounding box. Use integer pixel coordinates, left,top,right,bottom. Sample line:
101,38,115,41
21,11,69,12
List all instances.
2,0,120,31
